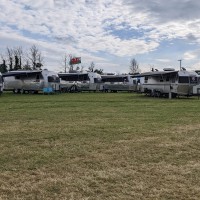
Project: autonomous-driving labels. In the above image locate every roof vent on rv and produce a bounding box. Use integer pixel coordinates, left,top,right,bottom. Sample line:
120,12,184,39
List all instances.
163,68,175,71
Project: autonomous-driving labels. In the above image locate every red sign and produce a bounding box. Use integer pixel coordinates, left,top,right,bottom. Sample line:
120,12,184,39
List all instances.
70,57,81,65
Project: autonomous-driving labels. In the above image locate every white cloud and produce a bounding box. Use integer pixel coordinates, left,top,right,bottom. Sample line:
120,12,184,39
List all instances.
1,0,200,72
184,52,197,60
156,59,171,63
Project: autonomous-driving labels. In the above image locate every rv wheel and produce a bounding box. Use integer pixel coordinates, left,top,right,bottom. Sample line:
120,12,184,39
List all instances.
69,85,78,93
20,89,25,94
156,91,161,98
13,89,19,94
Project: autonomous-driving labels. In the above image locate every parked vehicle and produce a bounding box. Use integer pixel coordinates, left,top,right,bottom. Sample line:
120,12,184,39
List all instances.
3,69,60,94
133,68,199,98
100,74,134,92
58,72,101,92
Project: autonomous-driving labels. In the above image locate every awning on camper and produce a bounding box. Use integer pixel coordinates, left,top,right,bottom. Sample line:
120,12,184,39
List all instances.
58,73,89,81
2,70,42,77
58,73,88,78
101,75,128,82
133,71,178,78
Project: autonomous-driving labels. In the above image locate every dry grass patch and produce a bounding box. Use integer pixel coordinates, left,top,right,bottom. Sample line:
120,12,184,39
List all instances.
0,93,200,199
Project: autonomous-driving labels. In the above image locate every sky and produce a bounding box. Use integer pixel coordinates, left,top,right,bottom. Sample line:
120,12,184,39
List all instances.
1,0,200,73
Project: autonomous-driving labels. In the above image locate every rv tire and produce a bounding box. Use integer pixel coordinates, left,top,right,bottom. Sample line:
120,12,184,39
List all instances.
13,89,20,94
156,91,161,98
20,89,25,94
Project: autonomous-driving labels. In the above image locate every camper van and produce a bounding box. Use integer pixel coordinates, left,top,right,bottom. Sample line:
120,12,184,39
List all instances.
58,72,101,92
3,69,60,93
100,74,134,92
0,72,4,95
134,69,199,98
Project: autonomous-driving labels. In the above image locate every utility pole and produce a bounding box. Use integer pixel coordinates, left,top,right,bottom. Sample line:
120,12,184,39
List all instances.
178,59,182,70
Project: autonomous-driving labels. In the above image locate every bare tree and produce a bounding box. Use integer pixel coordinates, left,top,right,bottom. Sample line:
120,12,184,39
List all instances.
0,54,8,73
88,62,95,72
94,68,104,74
75,66,80,71
23,60,32,70
13,47,23,70
68,55,74,72
27,45,44,70
129,58,140,74
60,54,69,73
6,47,14,71
88,61,103,74
80,65,84,72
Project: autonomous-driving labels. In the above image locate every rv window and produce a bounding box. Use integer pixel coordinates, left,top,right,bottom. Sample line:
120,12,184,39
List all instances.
55,77,60,82
166,76,170,81
190,76,198,84
0,76,2,83
60,74,89,82
48,76,60,83
144,76,148,83
124,77,129,82
101,77,125,83
178,76,189,83
94,78,101,83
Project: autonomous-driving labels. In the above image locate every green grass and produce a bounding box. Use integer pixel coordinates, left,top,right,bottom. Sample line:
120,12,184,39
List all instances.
0,92,200,199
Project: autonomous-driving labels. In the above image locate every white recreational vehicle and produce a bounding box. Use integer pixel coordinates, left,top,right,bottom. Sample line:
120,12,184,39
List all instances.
3,69,60,94
100,74,134,92
58,72,101,92
133,68,199,98
0,72,4,95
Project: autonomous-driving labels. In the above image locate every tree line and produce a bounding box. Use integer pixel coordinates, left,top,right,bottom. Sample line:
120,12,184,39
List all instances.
1,45,140,75
0,45,44,73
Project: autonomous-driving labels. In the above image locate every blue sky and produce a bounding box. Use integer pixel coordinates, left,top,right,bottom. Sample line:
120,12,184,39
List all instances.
1,0,200,73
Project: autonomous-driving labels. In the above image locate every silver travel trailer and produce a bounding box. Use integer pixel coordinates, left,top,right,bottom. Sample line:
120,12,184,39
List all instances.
133,69,199,98
58,72,101,92
0,72,4,95
100,74,134,92
3,69,60,94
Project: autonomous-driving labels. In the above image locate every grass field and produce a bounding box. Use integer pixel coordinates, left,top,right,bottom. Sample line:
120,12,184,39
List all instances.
0,92,200,200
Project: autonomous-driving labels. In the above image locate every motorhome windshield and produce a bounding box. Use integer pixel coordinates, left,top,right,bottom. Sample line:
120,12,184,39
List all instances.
48,76,60,83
